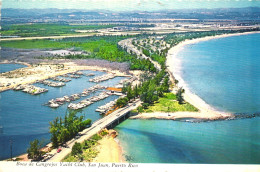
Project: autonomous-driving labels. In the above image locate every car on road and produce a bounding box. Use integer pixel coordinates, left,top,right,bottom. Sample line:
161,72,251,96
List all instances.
57,148,62,153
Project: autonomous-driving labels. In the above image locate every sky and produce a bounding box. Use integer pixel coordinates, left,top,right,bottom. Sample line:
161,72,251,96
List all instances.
2,0,260,11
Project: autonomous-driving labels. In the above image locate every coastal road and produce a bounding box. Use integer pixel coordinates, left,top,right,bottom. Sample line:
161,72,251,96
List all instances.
118,38,161,71
47,99,141,162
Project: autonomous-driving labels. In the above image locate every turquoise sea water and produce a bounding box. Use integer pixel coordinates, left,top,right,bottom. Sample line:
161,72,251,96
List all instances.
178,33,260,114
115,33,260,164
115,118,260,164
0,69,125,160
0,64,26,73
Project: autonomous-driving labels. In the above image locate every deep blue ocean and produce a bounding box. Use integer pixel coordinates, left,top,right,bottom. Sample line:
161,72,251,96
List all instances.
0,68,124,160
115,33,260,164
179,33,260,114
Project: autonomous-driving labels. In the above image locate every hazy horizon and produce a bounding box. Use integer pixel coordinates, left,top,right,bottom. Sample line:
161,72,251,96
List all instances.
3,0,260,11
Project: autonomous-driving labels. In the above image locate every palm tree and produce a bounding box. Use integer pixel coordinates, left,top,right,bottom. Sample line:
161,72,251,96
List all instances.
176,87,184,104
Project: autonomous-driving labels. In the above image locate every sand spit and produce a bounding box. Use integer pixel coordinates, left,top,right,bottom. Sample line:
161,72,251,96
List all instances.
130,112,232,121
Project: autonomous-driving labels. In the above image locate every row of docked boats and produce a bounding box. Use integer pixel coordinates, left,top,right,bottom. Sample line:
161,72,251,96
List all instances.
95,100,117,114
85,73,95,77
81,84,106,96
48,94,81,108
50,77,71,82
14,84,48,95
89,73,115,83
61,71,84,79
39,80,65,87
68,91,111,110
68,74,81,79
47,84,106,108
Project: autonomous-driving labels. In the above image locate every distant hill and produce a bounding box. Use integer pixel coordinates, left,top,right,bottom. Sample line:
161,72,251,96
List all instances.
1,7,260,25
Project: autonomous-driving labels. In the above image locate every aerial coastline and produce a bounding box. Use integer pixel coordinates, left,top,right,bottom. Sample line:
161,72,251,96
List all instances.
2,31,260,162
166,31,260,120
133,31,260,121
1,0,260,167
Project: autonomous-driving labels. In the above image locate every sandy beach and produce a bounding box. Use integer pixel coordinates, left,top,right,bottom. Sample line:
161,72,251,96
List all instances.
93,136,124,163
161,31,259,120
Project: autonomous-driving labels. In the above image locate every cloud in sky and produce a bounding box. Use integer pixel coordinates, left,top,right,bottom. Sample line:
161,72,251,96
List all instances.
2,0,260,11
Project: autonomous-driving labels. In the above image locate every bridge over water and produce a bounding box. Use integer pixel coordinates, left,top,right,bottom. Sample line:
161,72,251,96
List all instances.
47,99,141,162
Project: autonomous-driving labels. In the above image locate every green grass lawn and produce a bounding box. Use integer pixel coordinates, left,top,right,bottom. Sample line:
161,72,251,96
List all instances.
144,93,198,113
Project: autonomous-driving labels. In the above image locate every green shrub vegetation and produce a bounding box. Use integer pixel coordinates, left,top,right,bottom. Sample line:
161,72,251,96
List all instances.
1,35,157,72
71,142,82,156
1,23,116,37
63,132,107,162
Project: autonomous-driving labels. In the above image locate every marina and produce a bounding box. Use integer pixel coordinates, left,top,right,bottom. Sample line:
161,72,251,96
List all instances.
68,91,111,110
47,84,106,108
0,68,126,160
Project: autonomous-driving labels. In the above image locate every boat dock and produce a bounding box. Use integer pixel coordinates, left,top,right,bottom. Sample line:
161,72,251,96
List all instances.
85,73,95,77
14,84,48,95
47,84,106,108
96,88,124,114
50,77,71,82
39,80,66,87
68,91,111,110
96,99,117,114
89,73,115,83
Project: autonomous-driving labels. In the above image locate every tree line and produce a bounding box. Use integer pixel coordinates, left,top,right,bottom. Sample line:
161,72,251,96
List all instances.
27,111,92,161
49,111,91,148
116,68,170,109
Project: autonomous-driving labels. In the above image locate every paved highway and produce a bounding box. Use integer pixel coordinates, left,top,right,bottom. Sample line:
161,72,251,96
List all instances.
47,99,141,162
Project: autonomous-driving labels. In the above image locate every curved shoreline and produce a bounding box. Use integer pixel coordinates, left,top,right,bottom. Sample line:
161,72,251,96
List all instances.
165,31,260,120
